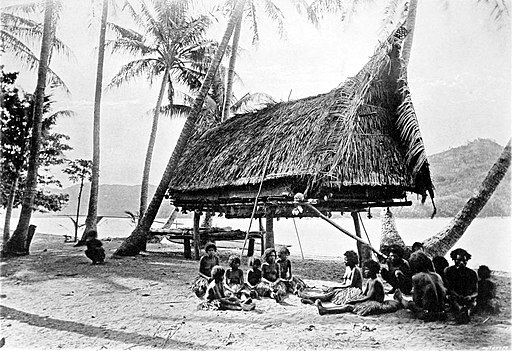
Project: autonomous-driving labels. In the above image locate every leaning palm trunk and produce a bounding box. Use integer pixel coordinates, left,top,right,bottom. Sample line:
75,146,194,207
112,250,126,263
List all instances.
402,0,418,67
114,0,247,256
423,139,511,257
222,11,243,121
82,0,109,245
139,69,169,224
3,0,55,256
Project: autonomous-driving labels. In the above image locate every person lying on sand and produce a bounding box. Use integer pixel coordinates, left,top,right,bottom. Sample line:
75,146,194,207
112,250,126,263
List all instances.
444,248,478,324
84,231,105,265
300,250,362,305
394,251,447,322
380,244,412,294
198,266,255,311
191,242,219,298
277,246,308,294
255,248,287,303
315,260,401,316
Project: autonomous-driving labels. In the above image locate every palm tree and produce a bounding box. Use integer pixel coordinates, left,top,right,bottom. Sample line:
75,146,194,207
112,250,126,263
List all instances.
105,0,215,225
80,0,110,245
114,0,247,256
422,140,511,257
3,0,59,256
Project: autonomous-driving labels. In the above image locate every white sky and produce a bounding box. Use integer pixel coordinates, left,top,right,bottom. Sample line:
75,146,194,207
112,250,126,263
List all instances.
3,0,511,187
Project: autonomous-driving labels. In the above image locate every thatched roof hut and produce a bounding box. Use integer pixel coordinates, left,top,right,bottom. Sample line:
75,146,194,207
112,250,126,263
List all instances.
167,27,434,220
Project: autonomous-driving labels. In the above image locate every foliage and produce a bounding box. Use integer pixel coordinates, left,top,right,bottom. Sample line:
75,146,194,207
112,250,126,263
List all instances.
1,69,71,212
62,159,93,184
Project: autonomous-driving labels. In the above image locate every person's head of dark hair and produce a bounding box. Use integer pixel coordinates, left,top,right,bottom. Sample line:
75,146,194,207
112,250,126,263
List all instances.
478,265,492,280
344,250,359,266
362,260,381,275
432,256,449,275
388,244,405,258
228,255,241,267
86,230,98,239
278,246,290,256
250,257,261,268
204,242,217,253
412,242,424,252
409,251,433,273
211,265,225,280
450,248,471,261
262,248,277,263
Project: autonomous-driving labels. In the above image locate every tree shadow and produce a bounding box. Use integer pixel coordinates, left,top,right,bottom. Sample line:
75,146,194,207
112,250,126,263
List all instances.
0,305,197,349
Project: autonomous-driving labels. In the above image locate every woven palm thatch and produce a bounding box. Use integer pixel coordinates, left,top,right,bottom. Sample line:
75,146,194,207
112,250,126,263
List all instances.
168,27,433,213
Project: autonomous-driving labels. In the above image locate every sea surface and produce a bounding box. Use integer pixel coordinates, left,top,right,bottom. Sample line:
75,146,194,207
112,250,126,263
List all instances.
3,214,511,272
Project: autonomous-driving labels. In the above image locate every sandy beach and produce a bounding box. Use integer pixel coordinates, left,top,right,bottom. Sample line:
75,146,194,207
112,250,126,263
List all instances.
0,233,510,350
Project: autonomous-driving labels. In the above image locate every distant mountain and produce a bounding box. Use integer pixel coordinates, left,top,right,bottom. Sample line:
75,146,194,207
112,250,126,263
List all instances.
394,138,511,218
55,139,510,219
55,184,174,219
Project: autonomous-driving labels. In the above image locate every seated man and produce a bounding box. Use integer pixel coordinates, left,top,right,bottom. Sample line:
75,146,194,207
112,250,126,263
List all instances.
444,248,478,324
380,245,412,294
394,251,446,321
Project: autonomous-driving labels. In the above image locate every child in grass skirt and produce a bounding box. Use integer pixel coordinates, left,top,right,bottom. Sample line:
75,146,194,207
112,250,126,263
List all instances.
191,242,219,298
277,246,308,294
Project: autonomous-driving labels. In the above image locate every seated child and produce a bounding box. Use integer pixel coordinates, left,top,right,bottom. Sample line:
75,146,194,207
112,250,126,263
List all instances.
191,242,219,298
225,255,248,299
245,257,262,298
316,260,399,316
394,251,447,321
276,246,308,294
380,244,412,294
198,266,255,311
256,248,287,303
476,265,500,314
84,230,105,264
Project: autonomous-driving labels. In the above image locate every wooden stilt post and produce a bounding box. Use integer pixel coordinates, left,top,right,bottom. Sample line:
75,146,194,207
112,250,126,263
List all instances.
259,218,265,255
193,210,201,260
265,208,275,249
351,212,372,264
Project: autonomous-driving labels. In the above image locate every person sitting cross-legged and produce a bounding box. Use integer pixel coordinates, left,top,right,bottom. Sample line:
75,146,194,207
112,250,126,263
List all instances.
394,251,447,321
380,244,412,294
444,248,478,324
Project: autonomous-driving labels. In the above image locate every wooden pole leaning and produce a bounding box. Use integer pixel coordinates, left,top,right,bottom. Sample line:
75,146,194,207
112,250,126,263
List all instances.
301,202,387,260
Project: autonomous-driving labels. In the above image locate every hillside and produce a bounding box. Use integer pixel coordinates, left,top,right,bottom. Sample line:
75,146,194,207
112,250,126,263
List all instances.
394,138,511,217
54,139,510,219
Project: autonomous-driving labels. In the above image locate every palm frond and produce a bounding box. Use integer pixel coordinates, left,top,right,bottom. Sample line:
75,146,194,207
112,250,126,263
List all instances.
156,103,191,119
289,0,320,27
107,58,163,89
105,36,153,56
262,0,286,39
107,22,144,42
247,2,259,45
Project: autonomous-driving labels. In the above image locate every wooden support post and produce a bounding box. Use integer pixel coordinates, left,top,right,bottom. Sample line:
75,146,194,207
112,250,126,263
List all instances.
259,218,265,255
265,208,275,249
351,212,372,264
247,237,255,257
184,237,191,259
193,210,201,260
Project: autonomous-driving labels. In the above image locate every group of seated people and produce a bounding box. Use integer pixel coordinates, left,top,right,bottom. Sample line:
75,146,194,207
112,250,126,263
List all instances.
191,243,307,311
191,241,500,322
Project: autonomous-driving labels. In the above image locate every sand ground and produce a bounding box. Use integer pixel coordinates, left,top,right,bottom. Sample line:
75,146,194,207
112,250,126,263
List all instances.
0,233,511,350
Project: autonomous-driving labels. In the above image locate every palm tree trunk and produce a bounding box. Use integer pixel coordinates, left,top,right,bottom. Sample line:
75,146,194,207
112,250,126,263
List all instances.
75,179,84,242
423,139,511,257
402,0,418,67
114,0,247,256
2,179,18,244
222,11,243,121
82,0,109,245
139,69,169,223
3,0,55,256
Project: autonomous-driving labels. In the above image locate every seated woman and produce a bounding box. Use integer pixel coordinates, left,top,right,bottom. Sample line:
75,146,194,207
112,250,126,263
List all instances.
316,260,398,316
198,266,255,311
475,265,500,314
380,244,412,294
255,248,287,303
394,251,447,321
432,256,450,286
300,250,362,305
191,242,219,298
276,246,308,294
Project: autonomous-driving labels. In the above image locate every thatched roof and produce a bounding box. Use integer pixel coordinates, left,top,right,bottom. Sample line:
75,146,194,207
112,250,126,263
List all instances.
167,27,434,217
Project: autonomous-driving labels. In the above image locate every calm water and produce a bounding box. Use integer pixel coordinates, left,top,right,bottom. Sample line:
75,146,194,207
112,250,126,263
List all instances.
5,214,511,272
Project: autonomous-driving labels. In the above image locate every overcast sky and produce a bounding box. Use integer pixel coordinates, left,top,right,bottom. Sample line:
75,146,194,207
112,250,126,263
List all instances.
3,0,511,187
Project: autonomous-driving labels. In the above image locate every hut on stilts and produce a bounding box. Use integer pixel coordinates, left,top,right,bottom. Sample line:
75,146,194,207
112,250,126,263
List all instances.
164,26,435,262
